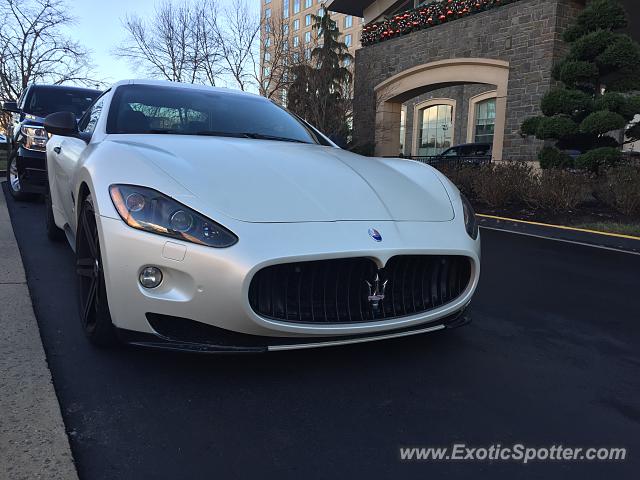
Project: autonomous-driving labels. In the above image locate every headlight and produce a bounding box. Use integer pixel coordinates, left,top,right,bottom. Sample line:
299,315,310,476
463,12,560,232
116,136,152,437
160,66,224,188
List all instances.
21,125,48,151
461,194,478,240
109,185,238,248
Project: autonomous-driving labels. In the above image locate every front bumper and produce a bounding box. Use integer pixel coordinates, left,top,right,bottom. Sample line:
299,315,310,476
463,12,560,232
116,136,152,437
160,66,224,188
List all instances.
117,309,472,353
97,215,481,340
15,147,47,193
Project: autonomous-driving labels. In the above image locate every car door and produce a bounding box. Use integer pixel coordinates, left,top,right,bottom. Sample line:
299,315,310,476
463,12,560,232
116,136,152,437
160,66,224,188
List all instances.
52,95,106,225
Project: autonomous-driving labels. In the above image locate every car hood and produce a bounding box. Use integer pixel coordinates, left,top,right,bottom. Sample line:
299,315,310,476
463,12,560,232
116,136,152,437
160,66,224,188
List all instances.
109,136,454,223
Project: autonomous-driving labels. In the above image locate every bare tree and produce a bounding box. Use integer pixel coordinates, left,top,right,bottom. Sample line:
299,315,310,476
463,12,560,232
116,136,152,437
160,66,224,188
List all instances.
252,16,308,101
212,0,260,92
0,0,99,101
115,0,224,86
115,0,307,100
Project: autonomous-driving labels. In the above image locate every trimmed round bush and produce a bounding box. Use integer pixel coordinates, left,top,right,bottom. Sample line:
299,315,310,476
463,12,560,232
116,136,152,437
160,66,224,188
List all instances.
521,117,542,136
597,35,640,71
569,30,616,62
538,147,574,170
541,88,592,117
536,115,579,140
575,147,622,172
553,60,598,88
562,0,627,42
579,111,626,135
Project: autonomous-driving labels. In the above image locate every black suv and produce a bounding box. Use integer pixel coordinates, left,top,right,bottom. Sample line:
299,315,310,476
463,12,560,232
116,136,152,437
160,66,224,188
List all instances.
2,84,101,200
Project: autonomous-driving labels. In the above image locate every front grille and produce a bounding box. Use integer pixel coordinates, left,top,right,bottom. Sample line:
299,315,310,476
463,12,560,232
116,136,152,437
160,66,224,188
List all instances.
248,256,472,324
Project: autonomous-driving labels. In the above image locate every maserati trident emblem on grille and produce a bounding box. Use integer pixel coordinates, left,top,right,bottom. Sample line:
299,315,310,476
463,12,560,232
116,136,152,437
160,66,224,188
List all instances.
368,228,382,242
366,273,388,312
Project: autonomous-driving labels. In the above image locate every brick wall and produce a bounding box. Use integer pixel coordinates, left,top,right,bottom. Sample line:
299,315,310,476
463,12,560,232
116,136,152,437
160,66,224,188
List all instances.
353,0,585,160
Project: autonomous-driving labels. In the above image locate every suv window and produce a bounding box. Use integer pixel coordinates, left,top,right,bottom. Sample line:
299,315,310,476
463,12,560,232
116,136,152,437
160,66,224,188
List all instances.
24,87,100,118
79,93,108,134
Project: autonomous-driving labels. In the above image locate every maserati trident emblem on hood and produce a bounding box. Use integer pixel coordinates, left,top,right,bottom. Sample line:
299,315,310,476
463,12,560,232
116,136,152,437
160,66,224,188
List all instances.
366,273,388,312
368,228,382,242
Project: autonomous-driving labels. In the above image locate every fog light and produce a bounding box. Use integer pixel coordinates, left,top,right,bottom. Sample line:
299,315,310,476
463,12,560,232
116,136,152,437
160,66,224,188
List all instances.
139,266,163,288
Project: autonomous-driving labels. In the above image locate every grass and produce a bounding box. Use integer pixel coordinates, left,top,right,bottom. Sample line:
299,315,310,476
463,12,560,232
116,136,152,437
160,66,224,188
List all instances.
575,221,640,238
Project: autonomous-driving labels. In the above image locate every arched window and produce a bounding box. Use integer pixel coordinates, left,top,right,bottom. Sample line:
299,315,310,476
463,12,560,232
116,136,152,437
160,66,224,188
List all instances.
417,104,453,156
474,98,496,144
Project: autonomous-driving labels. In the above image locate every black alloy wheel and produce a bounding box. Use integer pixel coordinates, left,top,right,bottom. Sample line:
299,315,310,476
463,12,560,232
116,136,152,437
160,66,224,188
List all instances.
76,194,117,346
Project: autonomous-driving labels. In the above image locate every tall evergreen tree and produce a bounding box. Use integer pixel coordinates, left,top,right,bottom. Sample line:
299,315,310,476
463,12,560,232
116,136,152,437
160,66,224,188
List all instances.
521,0,640,171
288,12,353,142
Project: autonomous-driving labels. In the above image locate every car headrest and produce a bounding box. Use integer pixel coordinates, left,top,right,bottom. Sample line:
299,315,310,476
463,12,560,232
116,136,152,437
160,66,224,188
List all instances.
117,110,150,133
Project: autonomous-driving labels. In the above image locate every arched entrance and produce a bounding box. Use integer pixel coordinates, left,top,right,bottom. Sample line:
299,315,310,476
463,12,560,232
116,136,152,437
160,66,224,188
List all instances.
374,58,510,159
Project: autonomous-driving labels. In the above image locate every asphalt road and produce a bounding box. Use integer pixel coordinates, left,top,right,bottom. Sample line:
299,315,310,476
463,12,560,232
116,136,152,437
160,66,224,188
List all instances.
4,183,640,480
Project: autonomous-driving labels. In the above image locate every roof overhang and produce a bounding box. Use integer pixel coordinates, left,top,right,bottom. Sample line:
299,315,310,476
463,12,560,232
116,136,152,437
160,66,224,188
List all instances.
326,0,374,17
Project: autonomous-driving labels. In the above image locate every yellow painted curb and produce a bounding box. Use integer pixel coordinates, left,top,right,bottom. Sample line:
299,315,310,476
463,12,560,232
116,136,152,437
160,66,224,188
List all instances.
477,214,640,242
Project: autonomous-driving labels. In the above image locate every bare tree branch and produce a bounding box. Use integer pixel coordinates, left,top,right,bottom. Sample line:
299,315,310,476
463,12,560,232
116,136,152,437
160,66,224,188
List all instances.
114,0,225,86
0,0,101,101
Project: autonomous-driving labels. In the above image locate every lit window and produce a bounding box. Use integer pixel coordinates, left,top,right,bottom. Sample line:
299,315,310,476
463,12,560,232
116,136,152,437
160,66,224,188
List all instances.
417,104,454,156
293,36,299,47
293,19,299,30
293,0,300,14
305,31,311,43
265,8,271,18
305,14,312,26
345,34,352,47
305,0,312,8
264,52,271,62
474,98,496,144
317,7,324,17
265,37,271,47
282,0,289,18
344,15,352,28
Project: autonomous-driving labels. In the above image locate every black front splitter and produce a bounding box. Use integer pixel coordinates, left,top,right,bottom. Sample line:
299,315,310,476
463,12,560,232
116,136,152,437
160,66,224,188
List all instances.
116,308,471,354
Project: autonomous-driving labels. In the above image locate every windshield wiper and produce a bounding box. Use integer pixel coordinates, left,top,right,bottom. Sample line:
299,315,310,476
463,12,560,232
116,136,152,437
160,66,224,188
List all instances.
194,130,252,138
242,132,310,144
195,130,310,143
146,129,188,134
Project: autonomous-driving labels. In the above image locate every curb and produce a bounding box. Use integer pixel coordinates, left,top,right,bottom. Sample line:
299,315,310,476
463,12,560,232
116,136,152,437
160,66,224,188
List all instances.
477,214,640,254
0,179,79,480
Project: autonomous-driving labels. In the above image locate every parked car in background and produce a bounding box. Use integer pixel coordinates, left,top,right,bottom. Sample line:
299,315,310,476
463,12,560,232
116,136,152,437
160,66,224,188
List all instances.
2,84,101,200
405,142,492,168
434,142,493,166
43,79,481,352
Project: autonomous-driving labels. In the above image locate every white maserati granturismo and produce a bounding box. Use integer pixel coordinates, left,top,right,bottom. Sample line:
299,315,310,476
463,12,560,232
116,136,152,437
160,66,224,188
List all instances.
43,79,480,353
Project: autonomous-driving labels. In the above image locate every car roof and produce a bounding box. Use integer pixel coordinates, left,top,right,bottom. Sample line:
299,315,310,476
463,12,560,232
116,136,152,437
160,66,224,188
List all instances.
450,143,492,148
27,84,102,94
110,79,266,101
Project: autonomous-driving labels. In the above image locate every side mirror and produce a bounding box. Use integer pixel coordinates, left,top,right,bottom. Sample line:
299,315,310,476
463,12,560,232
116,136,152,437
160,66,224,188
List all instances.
44,111,79,137
2,101,19,113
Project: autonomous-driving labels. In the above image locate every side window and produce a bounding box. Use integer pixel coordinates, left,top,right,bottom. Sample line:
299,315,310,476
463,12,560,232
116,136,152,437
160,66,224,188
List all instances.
17,87,29,110
79,95,106,134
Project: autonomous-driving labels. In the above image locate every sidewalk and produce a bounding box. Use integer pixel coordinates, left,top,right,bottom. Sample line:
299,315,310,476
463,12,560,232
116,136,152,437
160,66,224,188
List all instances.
0,180,79,480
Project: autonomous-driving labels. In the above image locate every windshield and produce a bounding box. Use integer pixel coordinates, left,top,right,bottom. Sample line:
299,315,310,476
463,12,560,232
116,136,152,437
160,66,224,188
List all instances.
106,84,319,144
25,88,101,118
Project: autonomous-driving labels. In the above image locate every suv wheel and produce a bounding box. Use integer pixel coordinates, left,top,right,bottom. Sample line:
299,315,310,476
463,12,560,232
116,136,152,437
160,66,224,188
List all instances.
7,153,31,201
45,185,65,241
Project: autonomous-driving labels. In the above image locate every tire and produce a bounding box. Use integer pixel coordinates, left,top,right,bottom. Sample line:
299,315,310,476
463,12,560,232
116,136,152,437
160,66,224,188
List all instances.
45,185,65,241
76,194,117,346
6,152,31,201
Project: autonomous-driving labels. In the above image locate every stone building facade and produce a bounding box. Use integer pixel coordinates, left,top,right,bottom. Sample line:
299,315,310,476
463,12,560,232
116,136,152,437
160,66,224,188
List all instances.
330,0,588,161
